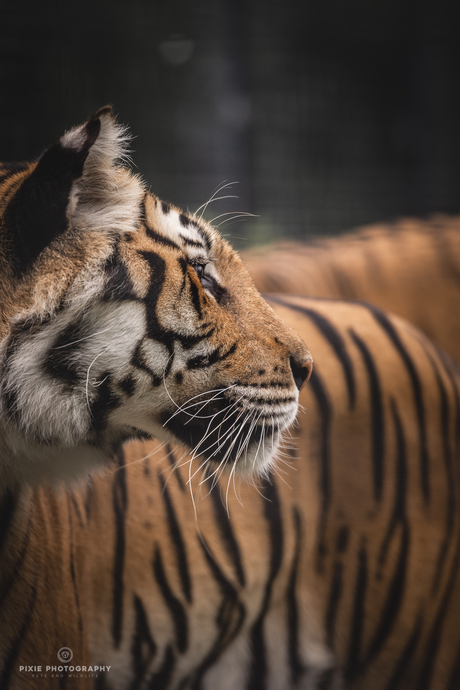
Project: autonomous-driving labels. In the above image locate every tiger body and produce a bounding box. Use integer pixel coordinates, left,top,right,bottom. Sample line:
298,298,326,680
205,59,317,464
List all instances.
0,110,311,688
3,295,460,689
241,217,460,362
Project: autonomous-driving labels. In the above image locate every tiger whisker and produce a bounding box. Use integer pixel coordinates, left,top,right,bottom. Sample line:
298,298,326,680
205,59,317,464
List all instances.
162,381,237,423
216,215,258,228
200,409,253,488
188,394,248,462
196,181,239,220
194,194,239,216
209,211,257,224
85,348,109,414
196,401,250,464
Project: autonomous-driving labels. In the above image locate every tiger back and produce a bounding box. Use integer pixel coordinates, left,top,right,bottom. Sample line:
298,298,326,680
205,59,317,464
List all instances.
241,217,460,362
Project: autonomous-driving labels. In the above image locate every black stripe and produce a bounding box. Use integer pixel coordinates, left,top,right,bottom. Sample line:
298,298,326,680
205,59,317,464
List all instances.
179,234,205,248
188,275,203,320
152,545,188,653
165,444,186,493
326,561,343,650
158,471,192,603
336,525,349,553
287,507,305,684
103,251,136,301
383,614,422,690
146,645,175,690
308,370,332,567
130,342,163,388
267,296,356,410
89,373,122,433
68,502,84,637
192,536,246,689
423,347,456,594
84,480,93,520
144,457,153,478
119,374,137,397
363,522,409,668
178,257,188,296
145,224,180,251
131,593,157,686
414,526,460,690
209,486,246,587
378,399,407,573
140,250,211,354
0,490,18,557
140,251,170,347
194,223,212,251
366,303,430,503
45,320,89,388
345,542,367,682
432,346,460,456
187,343,237,371
112,450,128,648
350,329,385,502
69,491,85,530
248,478,283,690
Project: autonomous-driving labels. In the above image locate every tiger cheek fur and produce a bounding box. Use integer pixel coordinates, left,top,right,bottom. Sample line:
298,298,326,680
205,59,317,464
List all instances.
0,107,312,490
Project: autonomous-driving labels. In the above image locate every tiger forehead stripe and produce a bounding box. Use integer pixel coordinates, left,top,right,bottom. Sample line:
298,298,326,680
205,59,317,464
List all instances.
145,194,214,256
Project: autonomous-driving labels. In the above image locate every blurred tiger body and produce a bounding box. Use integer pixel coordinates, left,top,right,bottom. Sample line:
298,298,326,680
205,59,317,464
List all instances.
242,217,460,362
5,295,459,689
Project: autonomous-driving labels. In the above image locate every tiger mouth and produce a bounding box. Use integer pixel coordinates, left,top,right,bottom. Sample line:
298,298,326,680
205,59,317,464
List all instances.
160,387,298,469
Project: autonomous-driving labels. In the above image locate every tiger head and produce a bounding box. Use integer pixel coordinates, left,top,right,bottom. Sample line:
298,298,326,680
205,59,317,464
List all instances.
0,107,312,488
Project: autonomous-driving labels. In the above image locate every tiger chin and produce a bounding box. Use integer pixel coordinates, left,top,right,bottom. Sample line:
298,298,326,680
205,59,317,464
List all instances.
0,106,312,490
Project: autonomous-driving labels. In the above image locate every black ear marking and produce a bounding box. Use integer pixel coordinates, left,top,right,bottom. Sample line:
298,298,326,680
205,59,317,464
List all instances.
7,111,105,274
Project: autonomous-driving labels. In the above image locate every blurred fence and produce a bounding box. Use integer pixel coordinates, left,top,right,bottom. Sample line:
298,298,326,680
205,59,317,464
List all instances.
1,0,460,247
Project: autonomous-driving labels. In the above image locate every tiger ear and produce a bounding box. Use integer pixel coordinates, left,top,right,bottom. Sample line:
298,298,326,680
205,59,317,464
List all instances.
10,106,140,273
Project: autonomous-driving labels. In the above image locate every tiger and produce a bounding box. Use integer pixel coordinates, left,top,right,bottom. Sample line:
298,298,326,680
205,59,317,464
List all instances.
0,108,311,687
241,217,460,362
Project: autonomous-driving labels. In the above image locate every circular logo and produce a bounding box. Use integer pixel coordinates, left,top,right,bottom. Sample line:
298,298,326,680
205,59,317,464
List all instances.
57,647,73,663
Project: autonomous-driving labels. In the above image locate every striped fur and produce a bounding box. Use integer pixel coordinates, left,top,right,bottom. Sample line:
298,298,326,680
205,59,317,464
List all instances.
2,296,459,689
241,217,460,362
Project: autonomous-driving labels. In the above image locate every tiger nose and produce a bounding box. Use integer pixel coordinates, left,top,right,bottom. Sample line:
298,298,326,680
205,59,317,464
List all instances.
289,354,313,391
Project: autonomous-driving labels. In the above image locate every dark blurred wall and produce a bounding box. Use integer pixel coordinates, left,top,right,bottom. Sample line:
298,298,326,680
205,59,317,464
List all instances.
1,0,460,246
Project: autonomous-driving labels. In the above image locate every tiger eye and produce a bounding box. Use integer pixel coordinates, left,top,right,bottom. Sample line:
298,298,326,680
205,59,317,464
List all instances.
193,264,205,279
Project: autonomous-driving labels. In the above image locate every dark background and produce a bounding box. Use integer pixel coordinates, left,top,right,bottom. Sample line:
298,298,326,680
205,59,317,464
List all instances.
1,0,460,248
